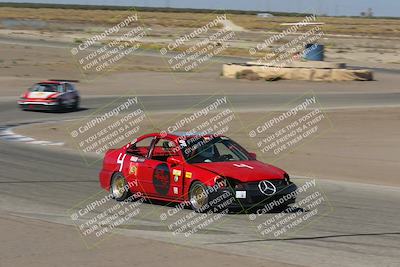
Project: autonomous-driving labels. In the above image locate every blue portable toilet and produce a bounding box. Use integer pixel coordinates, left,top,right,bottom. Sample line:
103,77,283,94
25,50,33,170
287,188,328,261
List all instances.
304,44,324,61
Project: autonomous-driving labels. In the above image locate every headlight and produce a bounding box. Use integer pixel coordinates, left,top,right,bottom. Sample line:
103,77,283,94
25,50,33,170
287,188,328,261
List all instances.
214,177,242,190
213,176,227,189
284,173,291,185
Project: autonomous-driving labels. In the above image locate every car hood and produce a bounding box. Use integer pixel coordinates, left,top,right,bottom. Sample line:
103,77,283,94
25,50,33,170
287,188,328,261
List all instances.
193,160,286,182
27,91,58,99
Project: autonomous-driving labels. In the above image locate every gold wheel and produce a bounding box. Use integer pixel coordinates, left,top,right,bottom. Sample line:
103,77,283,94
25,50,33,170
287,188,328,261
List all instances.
190,182,208,211
111,174,127,200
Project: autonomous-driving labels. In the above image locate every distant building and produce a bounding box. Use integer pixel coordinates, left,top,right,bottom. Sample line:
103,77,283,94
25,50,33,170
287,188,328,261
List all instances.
360,8,374,17
257,13,274,18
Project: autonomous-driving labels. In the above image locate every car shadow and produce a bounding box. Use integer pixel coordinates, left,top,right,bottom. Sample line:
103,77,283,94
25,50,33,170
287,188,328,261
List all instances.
206,231,400,245
56,107,89,113
141,198,189,208
126,197,307,214
21,107,89,113
231,206,307,214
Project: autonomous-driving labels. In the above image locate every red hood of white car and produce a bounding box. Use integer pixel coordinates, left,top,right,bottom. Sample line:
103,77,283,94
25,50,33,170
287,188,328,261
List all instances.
26,91,59,99
193,160,286,182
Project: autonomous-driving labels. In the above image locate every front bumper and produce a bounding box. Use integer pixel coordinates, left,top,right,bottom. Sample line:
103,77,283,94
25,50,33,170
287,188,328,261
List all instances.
18,100,60,110
208,180,298,209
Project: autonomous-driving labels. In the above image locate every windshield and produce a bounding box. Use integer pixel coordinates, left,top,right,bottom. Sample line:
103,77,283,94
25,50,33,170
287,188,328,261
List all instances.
29,83,63,93
182,136,250,164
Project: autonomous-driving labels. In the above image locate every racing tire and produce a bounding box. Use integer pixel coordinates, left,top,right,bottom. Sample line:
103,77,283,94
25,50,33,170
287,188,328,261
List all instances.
189,181,210,213
57,99,66,112
71,97,80,111
110,172,131,201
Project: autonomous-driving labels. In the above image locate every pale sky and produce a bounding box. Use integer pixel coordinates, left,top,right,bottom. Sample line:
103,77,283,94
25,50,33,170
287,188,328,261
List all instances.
2,0,400,17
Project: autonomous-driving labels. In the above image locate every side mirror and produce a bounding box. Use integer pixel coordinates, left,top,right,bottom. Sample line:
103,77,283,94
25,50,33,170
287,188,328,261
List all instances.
167,156,183,166
248,152,257,160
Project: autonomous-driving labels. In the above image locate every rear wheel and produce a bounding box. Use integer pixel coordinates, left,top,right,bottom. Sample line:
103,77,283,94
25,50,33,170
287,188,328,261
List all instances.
189,181,210,213
110,172,131,201
57,99,66,112
71,97,80,111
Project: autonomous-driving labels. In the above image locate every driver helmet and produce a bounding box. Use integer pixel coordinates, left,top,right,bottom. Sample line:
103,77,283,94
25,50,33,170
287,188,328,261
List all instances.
198,145,214,159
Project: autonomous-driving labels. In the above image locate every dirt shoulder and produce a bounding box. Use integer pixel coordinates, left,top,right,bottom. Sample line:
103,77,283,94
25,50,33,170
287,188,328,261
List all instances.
0,212,300,267
1,41,400,99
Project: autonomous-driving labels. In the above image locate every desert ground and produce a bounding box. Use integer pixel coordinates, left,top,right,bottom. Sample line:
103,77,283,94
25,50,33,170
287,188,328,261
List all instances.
1,6,400,267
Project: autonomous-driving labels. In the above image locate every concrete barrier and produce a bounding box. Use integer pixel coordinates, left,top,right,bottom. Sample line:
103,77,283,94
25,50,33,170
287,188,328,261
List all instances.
222,63,373,82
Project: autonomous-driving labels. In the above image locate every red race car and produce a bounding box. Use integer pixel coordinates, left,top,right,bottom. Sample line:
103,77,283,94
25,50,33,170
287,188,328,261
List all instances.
18,79,80,111
99,132,297,212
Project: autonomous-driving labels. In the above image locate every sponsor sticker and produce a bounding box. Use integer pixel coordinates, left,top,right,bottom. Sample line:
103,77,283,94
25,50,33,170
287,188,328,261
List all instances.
173,169,182,182
172,169,182,176
130,156,145,163
129,163,137,176
185,172,192,179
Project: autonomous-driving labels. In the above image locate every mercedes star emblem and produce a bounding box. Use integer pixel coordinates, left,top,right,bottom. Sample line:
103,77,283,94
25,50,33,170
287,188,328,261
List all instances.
258,180,276,196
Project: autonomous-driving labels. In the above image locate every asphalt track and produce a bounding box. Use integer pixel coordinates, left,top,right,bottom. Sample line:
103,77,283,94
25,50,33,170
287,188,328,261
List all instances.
1,93,400,267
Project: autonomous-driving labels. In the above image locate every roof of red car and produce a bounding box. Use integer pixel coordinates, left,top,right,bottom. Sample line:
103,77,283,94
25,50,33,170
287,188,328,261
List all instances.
38,80,63,84
159,132,221,139
37,79,79,84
